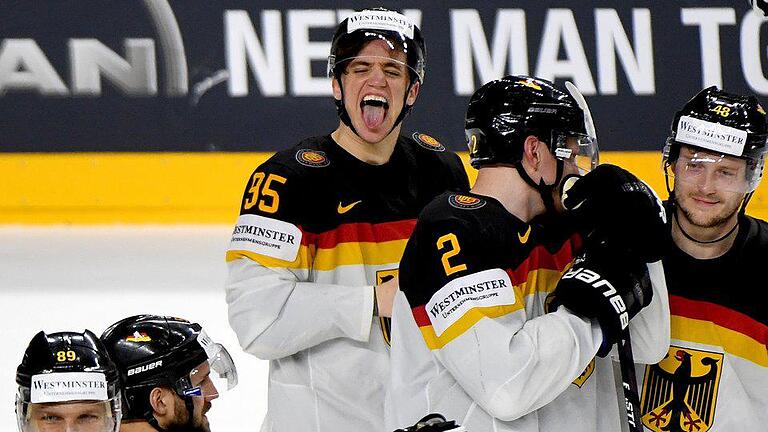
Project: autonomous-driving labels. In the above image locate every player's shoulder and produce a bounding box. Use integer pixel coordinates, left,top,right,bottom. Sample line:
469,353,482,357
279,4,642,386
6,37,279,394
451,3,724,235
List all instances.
258,135,335,176
743,214,768,251
400,132,463,165
417,191,505,238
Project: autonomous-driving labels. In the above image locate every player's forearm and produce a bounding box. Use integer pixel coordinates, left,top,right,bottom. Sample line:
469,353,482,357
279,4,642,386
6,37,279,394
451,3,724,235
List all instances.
225,258,375,359
437,309,601,421
625,261,671,364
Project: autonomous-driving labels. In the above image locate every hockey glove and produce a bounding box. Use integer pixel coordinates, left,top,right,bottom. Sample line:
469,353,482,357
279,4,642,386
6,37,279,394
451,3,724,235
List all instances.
393,414,466,432
561,164,667,263
551,244,652,357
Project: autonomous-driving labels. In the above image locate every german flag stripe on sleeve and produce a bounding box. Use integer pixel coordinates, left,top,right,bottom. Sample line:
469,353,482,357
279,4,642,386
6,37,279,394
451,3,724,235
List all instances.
509,235,580,298
309,220,417,248
227,218,416,270
671,295,768,367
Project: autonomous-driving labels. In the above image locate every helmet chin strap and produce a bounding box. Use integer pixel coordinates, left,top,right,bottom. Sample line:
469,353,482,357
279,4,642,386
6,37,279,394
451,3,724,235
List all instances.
666,168,748,245
515,158,565,215
182,396,196,431
334,77,358,136
148,415,168,432
673,212,739,245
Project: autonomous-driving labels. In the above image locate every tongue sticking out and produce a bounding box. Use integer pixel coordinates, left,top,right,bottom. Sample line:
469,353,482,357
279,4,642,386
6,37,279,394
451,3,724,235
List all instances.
362,105,386,129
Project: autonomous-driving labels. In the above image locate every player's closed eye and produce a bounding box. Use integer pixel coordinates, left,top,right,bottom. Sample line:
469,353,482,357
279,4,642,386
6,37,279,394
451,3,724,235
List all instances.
40,414,62,423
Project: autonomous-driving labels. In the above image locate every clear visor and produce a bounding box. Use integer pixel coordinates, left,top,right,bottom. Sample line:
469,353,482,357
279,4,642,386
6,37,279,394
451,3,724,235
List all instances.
327,31,424,83
663,140,765,193
554,133,599,175
16,396,121,432
180,343,238,401
565,82,597,141
328,54,423,84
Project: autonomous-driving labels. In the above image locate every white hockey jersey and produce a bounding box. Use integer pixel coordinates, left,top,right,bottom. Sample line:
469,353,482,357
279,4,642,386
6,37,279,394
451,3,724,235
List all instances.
225,135,469,432
387,192,669,432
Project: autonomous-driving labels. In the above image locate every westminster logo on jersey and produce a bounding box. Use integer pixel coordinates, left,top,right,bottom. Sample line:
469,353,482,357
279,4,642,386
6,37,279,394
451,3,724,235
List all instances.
640,346,723,432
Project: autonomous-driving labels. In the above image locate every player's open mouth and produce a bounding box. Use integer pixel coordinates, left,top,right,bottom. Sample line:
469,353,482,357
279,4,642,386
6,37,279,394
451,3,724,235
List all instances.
361,95,389,129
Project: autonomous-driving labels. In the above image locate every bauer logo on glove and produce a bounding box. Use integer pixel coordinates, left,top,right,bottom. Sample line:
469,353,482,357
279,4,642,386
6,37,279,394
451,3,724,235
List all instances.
561,266,630,331
551,243,652,356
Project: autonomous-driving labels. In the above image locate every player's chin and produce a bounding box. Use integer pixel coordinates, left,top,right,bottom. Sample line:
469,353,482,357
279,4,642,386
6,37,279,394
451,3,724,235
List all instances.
354,121,393,143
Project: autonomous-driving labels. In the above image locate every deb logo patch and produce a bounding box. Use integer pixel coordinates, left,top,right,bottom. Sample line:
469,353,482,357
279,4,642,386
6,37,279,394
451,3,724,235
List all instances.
517,79,542,90
426,268,514,337
229,214,302,261
448,194,486,210
412,132,446,152
126,332,151,342
295,149,330,168
640,347,723,432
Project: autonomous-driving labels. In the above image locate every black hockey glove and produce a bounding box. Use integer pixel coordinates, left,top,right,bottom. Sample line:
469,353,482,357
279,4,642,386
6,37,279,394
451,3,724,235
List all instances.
561,164,667,263
393,414,465,432
550,244,652,357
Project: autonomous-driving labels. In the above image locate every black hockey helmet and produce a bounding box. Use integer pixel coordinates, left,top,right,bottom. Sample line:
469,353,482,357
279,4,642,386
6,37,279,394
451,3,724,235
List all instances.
465,75,597,171
465,75,599,212
663,86,768,194
16,330,122,432
100,315,237,428
328,8,426,134
328,8,425,85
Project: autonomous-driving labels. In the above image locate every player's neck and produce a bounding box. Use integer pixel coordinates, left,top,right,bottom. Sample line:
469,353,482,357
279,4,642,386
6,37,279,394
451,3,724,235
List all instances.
331,123,398,165
671,211,738,259
472,166,544,222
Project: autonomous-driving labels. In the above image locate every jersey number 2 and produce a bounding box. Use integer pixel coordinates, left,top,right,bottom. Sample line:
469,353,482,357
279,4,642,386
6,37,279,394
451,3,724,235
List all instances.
437,233,467,276
244,172,286,213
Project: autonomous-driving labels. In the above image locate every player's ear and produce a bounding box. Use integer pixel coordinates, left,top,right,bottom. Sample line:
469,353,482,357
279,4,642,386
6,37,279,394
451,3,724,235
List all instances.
332,79,342,101
406,80,420,106
149,387,171,416
522,135,542,170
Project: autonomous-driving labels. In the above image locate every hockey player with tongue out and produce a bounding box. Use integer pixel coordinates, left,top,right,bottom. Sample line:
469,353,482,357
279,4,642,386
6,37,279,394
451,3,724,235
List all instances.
224,8,469,432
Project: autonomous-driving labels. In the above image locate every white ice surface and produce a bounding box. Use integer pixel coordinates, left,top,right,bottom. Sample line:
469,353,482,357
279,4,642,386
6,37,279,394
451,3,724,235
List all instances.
0,225,267,431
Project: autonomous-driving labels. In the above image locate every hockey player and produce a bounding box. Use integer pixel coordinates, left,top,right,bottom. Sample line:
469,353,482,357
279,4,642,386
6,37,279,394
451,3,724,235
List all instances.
225,8,469,432
100,315,237,432
387,76,670,431
15,330,122,432
635,87,768,431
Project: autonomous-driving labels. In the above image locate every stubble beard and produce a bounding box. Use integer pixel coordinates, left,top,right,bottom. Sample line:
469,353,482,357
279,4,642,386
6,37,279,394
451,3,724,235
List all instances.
675,191,741,229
